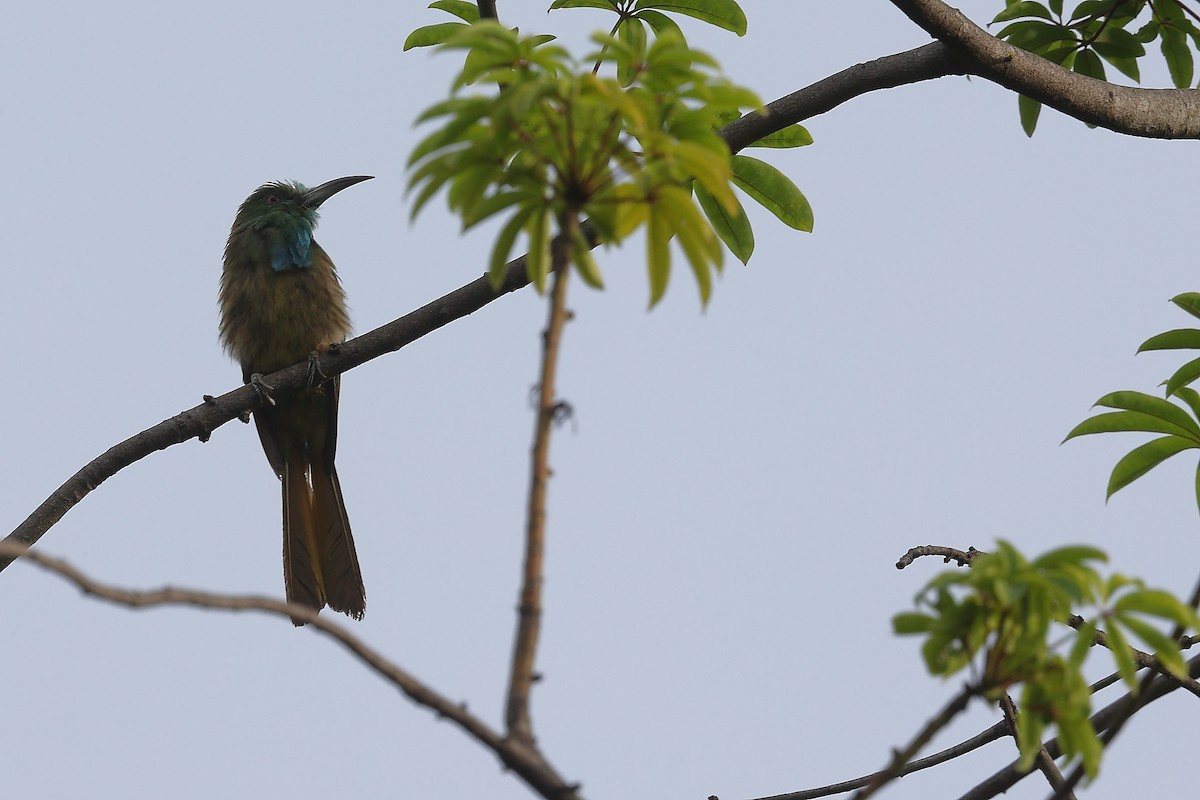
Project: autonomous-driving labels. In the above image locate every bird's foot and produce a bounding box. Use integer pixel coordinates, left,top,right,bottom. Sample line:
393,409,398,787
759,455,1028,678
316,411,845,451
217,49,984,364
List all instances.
249,373,277,407
306,351,328,388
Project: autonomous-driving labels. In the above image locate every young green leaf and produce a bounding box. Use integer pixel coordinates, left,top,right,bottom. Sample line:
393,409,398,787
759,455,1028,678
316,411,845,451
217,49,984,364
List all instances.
747,123,814,149
731,155,813,231
991,1,1053,23
695,182,753,264
489,205,538,290
404,22,468,50
635,0,748,35
1063,410,1197,441
429,1,480,22
1165,357,1200,397
1093,391,1200,436
1162,26,1194,88
1106,435,1197,499
1138,328,1200,352
647,205,672,306
1172,293,1200,320
1018,94,1042,136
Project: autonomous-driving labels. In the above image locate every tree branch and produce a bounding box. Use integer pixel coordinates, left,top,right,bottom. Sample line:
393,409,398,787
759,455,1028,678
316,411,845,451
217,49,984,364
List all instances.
3,44,955,571
888,0,1200,138
851,681,978,799
998,692,1073,799
959,651,1200,800
506,221,574,745
0,542,582,800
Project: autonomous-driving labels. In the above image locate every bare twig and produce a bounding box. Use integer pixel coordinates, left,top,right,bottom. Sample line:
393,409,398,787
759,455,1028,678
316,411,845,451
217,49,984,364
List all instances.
851,682,978,799
998,692,1073,799
0,541,582,800
895,545,983,568
1047,573,1200,799
506,219,574,746
960,652,1200,800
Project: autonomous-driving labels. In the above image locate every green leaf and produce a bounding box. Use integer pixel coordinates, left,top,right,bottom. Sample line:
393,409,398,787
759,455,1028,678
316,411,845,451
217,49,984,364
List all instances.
696,182,753,264
1171,293,1200,320
634,0,748,35
1073,47,1106,80
747,123,814,149
404,21,467,50
1138,328,1200,352
1175,387,1200,421
1063,410,1198,441
488,205,537,291
1093,391,1200,436
1116,614,1187,679
731,155,813,231
893,612,934,634
428,0,480,22
1094,25,1147,59
1100,54,1141,82
1106,435,1197,499
1018,94,1042,136
647,205,672,306
1068,0,1106,23
1069,619,1096,667
551,0,620,9
658,184,717,304
992,2,1054,24
1103,622,1140,689
1165,357,1200,396
1030,546,1107,570
616,16,648,87
637,8,685,40
1135,19,1162,44
1113,588,1194,623
525,206,552,293
1049,0,1063,15
571,225,605,289
998,20,1075,51
1162,26,1195,88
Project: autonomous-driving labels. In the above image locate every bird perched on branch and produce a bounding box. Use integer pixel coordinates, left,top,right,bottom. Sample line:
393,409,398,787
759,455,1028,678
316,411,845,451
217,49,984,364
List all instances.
219,176,373,624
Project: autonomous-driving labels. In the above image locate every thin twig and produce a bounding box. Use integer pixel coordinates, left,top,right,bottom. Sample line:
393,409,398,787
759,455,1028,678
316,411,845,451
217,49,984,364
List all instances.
1047,572,1200,800
998,692,1073,799
895,545,983,568
505,216,575,745
0,542,583,800
850,682,978,799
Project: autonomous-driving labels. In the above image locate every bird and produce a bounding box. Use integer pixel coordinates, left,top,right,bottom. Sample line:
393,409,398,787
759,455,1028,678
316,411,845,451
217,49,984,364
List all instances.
218,176,373,625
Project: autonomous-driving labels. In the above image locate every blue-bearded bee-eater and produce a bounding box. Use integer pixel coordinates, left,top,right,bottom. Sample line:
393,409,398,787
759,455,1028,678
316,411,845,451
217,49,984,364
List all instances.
219,176,372,624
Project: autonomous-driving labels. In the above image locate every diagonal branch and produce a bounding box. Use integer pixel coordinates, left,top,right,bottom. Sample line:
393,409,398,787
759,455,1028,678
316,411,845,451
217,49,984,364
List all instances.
0,542,582,800
888,0,1200,138
3,43,958,573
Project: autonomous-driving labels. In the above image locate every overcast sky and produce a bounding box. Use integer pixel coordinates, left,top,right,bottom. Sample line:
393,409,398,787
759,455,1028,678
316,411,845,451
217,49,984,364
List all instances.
3,2,1197,798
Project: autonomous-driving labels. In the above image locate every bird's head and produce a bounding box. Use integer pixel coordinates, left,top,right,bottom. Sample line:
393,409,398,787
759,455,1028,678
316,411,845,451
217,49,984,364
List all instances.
228,176,373,272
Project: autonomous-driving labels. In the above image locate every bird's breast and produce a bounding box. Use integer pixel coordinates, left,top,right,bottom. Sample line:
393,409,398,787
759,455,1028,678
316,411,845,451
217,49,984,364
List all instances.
219,245,351,375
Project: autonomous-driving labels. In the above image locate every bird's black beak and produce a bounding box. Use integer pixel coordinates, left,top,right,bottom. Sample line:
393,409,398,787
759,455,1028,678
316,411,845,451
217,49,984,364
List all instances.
302,175,374,209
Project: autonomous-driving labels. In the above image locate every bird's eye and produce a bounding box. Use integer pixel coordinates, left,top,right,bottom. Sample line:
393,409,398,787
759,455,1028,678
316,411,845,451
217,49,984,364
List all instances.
266,195,279,204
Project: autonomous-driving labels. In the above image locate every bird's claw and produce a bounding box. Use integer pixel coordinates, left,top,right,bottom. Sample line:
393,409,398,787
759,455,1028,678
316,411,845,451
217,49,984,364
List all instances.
306,351,328,389
250,373,277,407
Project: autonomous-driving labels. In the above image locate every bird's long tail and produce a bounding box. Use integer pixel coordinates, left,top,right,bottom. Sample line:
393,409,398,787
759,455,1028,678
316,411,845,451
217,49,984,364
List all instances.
283,454,365,625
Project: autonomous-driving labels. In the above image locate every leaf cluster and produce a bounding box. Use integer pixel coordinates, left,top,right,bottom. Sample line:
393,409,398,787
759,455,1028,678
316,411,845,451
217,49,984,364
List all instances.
895,541,1196,777
1066,293,1200,510
991,0,1200,134
404,1,811,306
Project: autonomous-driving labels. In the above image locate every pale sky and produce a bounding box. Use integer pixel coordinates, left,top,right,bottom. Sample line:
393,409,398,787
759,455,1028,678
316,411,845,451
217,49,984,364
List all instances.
3,2,1196,798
